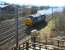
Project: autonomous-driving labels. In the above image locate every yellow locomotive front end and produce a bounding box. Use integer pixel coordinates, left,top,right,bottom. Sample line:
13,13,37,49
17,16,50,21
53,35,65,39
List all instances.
23,18,33,26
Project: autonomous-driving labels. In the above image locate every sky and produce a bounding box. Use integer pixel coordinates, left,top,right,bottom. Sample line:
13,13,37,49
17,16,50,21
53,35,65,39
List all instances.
0,0,65,7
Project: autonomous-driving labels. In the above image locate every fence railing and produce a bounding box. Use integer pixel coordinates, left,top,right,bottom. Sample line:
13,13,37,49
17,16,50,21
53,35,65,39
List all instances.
12,35,65,50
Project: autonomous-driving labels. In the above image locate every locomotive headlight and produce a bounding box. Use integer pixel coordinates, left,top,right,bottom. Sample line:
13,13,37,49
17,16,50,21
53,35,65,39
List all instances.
23,18,32,26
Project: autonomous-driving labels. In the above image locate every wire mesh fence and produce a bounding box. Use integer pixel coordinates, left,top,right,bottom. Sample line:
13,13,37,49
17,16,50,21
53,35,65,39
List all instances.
0,2,65,50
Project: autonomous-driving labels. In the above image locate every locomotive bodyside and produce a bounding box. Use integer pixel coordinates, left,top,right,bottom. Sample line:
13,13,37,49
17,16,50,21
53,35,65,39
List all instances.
25,15,46,26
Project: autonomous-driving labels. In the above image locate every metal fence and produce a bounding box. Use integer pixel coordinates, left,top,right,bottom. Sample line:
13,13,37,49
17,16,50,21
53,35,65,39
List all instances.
12,35,65,50
0,2,65,50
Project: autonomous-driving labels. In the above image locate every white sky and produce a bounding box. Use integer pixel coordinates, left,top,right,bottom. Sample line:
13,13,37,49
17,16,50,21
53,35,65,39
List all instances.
0,0,65,7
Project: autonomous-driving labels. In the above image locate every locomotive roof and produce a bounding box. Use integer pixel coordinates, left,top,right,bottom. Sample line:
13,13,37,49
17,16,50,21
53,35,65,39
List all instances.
31,14,40,17
29,14,45,17
27,14,46,18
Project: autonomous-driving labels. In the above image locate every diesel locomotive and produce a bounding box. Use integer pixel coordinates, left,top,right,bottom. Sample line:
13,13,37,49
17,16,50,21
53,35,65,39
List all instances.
23,14,47,34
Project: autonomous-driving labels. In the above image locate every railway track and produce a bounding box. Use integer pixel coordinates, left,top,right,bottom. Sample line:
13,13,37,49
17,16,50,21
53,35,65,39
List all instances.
0,20,16,33
0,29,26,46
0,18,28,47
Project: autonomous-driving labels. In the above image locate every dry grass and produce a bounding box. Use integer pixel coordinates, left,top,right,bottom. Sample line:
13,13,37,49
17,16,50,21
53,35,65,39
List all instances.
39,12,65,41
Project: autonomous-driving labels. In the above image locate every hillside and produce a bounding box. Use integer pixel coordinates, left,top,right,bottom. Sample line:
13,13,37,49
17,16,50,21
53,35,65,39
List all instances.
39,12,65,41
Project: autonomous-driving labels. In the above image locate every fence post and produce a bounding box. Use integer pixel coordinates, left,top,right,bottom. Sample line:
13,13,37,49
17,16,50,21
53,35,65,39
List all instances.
39,45,41,50
26,41,29,50
31,36,36,50
57,40,60,50
22,43,25,50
